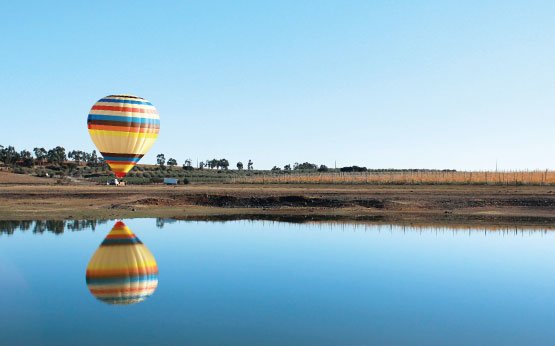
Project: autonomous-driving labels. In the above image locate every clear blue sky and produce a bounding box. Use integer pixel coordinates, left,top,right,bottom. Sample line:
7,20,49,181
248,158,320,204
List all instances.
1,1,554,170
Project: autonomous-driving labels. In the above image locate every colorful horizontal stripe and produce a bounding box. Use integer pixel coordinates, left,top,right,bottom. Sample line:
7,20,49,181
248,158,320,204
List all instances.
101,153,145,166
95,296,156,305
88,124,159,134
88,114,160,125
89,109,160,120
101,237,143,246
102,153,144,158
107,94,144,99
89,129,159,138
87,121,160,129
88,284,158,295
99,97,153,106
86,274,158,285
91,105,159,114
87,94,159,178
102,156,142,163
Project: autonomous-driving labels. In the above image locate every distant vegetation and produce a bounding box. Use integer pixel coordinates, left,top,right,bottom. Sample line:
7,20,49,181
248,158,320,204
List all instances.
0,219,110,235
1,144,554,185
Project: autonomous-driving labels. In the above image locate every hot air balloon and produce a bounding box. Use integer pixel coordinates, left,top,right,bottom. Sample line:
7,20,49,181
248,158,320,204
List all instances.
86,221,158,305
87,94,160,178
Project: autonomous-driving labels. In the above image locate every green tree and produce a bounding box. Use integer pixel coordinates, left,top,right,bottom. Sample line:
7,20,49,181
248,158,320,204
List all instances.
0,146,19,164
68,150,84,164
156,154,166,167
294,162,318,170
19,150,34,167
82,152,91,164
247,159,253,170
236,161,243,170
47,146,66,165
271,166,281,171
167,158,177,167
219,159,229,170
87,150,98,166
33,147,47,164
284,164,291,171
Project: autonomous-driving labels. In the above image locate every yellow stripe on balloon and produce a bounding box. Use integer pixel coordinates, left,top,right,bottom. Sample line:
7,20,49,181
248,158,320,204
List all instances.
108,163,136,172
87,247,157,271
90,136,158,155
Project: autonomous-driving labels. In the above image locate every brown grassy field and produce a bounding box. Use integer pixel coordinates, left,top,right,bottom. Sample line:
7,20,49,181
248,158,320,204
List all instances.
232,170,555,185
2,174,555,228
0,171,54,184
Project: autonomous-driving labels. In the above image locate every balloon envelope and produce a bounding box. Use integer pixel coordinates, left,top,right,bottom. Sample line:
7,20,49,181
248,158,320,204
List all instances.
86,221,158,305
87,94,160,178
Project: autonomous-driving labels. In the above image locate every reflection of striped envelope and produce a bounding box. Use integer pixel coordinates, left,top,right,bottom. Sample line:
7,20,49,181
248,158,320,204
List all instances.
87,94,160,178
86,221,158,305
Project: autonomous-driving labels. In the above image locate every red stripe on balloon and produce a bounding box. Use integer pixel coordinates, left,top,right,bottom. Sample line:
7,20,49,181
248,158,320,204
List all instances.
91,105,159,114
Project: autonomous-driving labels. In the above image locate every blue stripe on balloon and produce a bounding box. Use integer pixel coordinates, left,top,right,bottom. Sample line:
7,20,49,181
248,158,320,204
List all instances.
103,156,142,163
100,238,143,246
86,275,158,285
99,296,151,303
88,114,160,125
99,98,153,106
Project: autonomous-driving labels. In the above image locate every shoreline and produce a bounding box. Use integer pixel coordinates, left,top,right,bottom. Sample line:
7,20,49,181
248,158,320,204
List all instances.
2,183,555,228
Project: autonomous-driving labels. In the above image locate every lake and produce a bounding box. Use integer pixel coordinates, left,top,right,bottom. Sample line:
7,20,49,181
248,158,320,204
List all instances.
1,219,555,345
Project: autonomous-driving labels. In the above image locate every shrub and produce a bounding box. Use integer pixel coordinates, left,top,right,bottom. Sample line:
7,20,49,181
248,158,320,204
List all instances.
340,166,367,172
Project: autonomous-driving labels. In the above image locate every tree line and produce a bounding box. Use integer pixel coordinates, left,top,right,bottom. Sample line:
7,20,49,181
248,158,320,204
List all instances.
0,145,104,167
0,145,366,173
2,144,454,174
154,154,256,171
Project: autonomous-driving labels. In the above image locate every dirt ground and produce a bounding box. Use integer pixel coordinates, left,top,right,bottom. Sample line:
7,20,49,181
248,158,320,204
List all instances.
0,171,56,184
2,178,555,228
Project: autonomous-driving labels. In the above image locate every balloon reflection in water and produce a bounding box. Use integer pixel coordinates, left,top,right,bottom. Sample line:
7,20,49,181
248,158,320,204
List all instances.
86,221,158,305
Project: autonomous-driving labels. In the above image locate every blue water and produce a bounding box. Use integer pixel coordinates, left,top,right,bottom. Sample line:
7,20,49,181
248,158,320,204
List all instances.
1,219,555,345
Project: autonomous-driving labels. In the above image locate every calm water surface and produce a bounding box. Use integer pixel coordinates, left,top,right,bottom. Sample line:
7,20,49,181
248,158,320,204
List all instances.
1,219,555,345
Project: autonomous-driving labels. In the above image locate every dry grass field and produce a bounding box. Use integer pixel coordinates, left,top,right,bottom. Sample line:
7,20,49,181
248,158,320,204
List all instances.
0,171,53,185
232,170,555,185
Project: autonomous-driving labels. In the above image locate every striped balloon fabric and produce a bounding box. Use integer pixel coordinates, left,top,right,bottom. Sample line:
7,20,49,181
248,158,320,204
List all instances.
86,221,158,305
87,94,160,178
